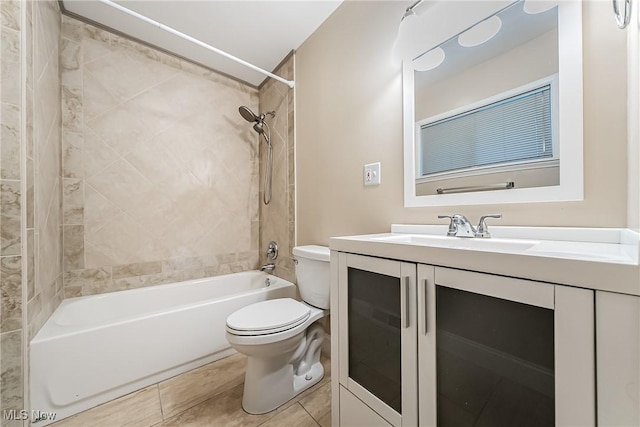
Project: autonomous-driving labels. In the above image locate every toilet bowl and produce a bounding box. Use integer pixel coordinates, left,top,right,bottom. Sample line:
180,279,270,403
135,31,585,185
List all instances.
225,245,330,414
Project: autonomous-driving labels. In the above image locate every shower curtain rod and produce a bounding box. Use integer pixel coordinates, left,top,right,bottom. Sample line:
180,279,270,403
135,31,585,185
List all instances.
98,0,296,88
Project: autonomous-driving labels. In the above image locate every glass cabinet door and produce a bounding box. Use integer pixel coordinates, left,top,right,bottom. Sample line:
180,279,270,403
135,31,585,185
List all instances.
338,253,418,426
418,266,595,427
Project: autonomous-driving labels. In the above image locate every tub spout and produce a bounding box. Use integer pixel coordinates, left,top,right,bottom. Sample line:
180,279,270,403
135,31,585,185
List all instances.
260,263,275,272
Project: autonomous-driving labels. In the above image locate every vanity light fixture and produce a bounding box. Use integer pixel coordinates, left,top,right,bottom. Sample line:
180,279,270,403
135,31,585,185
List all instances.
523,0,559,15
413,47,445,71
458,15,502,48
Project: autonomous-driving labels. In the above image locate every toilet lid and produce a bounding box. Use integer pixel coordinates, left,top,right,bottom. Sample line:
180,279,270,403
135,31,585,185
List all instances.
226,298,310,334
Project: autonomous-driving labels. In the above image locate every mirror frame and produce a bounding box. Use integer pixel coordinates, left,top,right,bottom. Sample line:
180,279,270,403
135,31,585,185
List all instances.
403,1,583,207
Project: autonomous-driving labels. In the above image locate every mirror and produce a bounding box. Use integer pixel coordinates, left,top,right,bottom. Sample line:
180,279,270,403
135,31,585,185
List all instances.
403,0,584,207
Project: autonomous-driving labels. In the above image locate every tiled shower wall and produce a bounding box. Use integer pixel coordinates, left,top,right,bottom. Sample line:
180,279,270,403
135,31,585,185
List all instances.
27,0,63,342
258,56,296,282
1,0,63,425
1,0,25,423
60,18,261,296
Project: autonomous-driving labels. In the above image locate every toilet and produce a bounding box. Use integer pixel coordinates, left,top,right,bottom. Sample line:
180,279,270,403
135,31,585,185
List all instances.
225,245,330,414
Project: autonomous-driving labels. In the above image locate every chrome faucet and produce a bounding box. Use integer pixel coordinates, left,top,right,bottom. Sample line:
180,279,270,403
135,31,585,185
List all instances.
260,263,275,272
438,214,502,238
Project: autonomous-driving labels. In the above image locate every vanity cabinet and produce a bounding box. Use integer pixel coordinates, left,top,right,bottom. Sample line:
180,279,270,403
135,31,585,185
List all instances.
418,266,595,427
596,291,640,426
336,253,418,426
332,252,597,427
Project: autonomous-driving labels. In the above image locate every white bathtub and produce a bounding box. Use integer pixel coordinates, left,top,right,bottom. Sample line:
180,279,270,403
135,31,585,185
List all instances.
30,271,296,424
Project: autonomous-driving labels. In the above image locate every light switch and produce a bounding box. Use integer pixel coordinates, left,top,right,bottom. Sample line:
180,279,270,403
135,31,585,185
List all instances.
364,162,381,186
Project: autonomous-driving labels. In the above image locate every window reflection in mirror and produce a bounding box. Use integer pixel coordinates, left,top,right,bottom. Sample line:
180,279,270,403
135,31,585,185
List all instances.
403,0,583,208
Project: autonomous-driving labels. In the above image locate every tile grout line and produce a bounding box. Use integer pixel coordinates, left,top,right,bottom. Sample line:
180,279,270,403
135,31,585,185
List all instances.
155,384,166,422
298,402,322,427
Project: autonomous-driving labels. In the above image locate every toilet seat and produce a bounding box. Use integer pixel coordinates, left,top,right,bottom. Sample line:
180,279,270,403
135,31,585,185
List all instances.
226,298,311,336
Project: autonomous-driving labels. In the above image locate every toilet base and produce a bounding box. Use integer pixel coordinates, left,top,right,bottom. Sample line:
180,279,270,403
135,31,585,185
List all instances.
242,359,324,415
240,323,325,415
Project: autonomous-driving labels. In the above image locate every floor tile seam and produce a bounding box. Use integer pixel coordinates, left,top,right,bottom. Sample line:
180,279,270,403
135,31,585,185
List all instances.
157,378,245,422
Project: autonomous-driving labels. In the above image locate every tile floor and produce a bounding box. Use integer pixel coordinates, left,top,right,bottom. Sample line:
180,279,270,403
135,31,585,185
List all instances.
51,353,331,427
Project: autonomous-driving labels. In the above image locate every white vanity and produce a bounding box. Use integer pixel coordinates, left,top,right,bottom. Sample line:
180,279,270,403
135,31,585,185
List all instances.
329,225,640,427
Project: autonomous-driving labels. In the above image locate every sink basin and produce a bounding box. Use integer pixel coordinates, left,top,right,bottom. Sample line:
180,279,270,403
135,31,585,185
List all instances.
370,234,538,252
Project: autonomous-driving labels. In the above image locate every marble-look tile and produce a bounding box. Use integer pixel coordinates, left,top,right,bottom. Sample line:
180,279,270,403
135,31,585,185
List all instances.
63,178,84,224
26,158,34,228
63,266,111,288
61,15,82,42
0,256,22,332
1,180,21,256
159,353,246,419
82,24,110,43
25,84,34,160
52,386,163,427
299,382,331,422
62,86,83,133
85,48,178,104
1,103,20,180
161,256,203,272
83,69,119,121
112,261,162,279
27,229,35,300
0,0,20,31
63,131,83,178
60,38,82,88
0,329,23,412
63,225,84,271
83,127,119,179
258,403,319,427
27,293,42,328
1,38,20,109
85,106,151,156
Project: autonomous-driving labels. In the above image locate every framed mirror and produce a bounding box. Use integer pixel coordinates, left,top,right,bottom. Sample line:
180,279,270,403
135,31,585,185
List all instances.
402,0,583,207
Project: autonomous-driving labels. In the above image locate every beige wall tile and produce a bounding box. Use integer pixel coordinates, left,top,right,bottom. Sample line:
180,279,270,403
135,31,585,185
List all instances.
62,131,83,179
1,180,21,256
0,330,23,412
52,385,163,427
0,255,22,332
60,38,81,88
112,261,162,279
63,178,84,224
63,224,84,270
1,103,21,180
62,18,261,297
258,57,295,280
1,59,20,108
158,353,246,419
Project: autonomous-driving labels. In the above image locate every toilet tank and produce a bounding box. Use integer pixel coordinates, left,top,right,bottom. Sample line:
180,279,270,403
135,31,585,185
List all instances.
292,245,330,309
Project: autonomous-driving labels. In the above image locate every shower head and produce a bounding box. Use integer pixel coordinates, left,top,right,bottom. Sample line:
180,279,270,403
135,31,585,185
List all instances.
239,106,258,123
253,121,265,135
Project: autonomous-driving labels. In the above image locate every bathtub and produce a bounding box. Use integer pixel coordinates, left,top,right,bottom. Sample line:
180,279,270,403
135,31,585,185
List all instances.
30,271,296,424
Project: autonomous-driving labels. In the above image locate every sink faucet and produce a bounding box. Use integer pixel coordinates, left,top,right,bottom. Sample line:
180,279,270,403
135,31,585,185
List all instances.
438,214,502,238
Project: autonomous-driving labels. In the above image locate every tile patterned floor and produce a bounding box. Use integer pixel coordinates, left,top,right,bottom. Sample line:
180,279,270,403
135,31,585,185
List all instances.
51,354,331,427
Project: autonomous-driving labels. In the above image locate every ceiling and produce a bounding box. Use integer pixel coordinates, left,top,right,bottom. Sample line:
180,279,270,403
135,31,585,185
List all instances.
60,0,343,88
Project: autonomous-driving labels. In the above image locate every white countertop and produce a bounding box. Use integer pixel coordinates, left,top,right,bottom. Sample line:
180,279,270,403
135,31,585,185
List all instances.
329,225,640,296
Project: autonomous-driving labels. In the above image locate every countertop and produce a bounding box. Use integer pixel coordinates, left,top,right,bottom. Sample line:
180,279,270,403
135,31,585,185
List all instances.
329,225,640,296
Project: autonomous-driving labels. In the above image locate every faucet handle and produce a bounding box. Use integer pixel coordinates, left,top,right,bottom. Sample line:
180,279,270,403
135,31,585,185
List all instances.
476,214,502,238
438,215,457,237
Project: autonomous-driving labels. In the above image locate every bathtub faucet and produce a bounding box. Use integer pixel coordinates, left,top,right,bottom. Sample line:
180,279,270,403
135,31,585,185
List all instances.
260,263,275,273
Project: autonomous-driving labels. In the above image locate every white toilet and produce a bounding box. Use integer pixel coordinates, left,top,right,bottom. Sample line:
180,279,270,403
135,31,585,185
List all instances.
225,245,330,414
